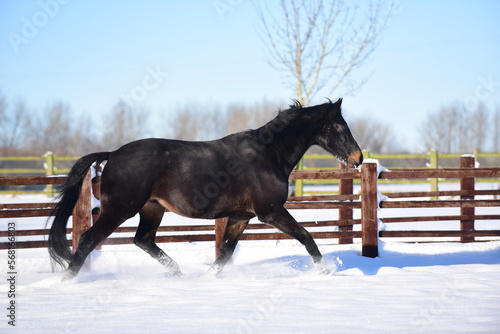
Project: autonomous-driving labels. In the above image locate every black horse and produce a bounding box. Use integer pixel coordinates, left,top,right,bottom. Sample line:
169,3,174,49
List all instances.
49,98,363,279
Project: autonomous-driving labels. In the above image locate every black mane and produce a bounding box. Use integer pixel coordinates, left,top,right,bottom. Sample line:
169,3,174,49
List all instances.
268,99,339,130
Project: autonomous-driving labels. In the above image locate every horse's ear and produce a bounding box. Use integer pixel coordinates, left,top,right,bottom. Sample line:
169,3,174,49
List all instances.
326,97,342,116
321,98,342,120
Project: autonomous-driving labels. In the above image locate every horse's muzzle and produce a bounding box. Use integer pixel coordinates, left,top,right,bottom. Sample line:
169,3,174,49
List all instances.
347,151,363,168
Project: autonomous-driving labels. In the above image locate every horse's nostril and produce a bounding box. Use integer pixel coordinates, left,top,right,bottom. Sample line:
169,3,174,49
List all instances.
347,151,363,168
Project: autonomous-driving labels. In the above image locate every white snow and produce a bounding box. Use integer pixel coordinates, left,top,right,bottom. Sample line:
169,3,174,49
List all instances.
1,194,500,333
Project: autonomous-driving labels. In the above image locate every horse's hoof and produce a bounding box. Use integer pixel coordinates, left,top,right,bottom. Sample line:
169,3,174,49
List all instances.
61,272,77,282
314,259,335,275
205,265,222,278
317,266,333,275
165,269,182,277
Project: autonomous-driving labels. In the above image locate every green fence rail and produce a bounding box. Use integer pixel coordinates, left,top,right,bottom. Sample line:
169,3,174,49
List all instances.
0,152,79,195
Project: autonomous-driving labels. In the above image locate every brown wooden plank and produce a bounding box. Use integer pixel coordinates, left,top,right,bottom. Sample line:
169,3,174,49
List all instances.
287,194,360,201
379,230,500,238
0,202,57,209
0,240,51,249
284,201,361,209
240,231,362,240
116,225,216,233
0,209,55,218
299,219,362,228
289,168,500,181
381,215,500,223
379,168,500,179
383,189,499,199
290,170,360,180
102,234,217,245
0,228,60,237
380,200,500,209
0,175,67,186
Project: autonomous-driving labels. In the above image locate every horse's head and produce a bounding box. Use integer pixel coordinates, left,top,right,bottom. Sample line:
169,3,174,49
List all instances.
314,98,363,168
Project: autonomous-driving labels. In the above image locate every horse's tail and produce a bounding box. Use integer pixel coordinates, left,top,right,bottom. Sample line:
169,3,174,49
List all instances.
48,151,110,268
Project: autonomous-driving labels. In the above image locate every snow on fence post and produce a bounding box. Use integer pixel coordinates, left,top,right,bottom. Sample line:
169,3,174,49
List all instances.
72,170,92,252
214,217,228,259
460,155,475,243
338,162,354,244
361,161,379,257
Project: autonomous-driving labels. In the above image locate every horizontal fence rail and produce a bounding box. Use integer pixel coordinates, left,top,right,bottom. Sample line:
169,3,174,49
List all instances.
1,156,499,259
295,149,500,196
2,149,500,195
0,173,91,250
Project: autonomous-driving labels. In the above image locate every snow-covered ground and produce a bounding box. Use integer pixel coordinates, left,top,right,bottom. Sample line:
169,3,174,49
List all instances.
1,192,500,333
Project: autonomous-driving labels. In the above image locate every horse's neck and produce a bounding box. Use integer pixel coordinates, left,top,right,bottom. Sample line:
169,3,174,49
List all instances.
259,120,316,176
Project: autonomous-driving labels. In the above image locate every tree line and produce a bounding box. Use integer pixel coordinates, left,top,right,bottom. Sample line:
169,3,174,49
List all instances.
0,94,498,157
420,102,500,153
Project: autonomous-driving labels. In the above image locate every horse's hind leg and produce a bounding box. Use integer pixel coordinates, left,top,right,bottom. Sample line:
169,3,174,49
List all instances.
65,211,128,279
134,200,181,276
208,216,250,276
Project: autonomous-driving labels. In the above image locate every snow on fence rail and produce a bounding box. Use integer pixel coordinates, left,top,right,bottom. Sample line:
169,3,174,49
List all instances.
1,157,499,258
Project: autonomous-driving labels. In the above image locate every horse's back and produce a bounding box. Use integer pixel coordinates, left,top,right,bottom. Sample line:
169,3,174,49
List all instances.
99,135,286,218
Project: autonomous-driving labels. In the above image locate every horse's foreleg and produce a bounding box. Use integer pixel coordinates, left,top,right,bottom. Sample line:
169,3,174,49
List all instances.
208,216,250,276
135,200,181,276
260,206,331,274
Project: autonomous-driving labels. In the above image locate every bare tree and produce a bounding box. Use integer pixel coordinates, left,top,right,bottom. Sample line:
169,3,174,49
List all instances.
469,103,489,151
166,103,227,141
0,95,11,154
256,0,393,104
0,98,32,155
169,106,203,141
24,102,77,155
420,102,492,153
493,107,500,152
226,104,253,134
99,102,150,150
349,115,397,153
226,99,279,133
72,113,97,154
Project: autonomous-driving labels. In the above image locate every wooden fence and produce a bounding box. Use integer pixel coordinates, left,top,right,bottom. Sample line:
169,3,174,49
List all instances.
0,174,91,250
1,157,499,258
295,149,500,195
2,149,500,195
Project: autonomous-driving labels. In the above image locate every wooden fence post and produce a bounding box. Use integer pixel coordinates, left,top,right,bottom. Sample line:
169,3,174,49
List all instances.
361,162,379,257
429,149,438,194
294,158,304,196
44,151,55,196
72,170,92,252
460,155,475,243
214,217,228,259
338,162,353,244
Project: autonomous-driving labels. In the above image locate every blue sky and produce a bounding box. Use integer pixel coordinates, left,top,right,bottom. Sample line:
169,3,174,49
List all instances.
1,0,499,151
